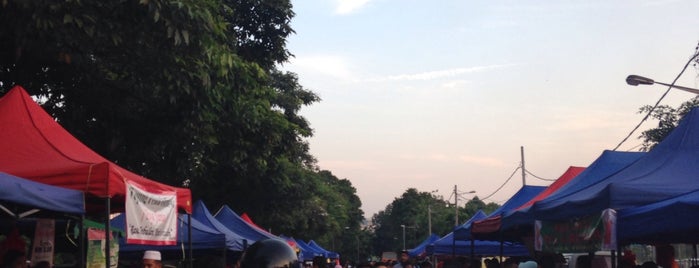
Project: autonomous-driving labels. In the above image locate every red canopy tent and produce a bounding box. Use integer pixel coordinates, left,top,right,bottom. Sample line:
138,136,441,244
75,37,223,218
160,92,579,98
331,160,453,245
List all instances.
471,166,585,236
0,86,192,213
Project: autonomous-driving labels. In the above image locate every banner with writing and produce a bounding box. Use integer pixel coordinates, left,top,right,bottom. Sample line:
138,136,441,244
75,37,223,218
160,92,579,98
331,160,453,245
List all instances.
125,181,178,245
31,219,55,266
535,209,616,253
86,228,118,268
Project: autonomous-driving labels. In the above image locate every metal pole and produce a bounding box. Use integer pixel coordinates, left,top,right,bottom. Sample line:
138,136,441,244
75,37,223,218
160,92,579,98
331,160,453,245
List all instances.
401,225,406,250
521,146,526,186
105,197,111,268
188,213,193,268
428,205,432,235
454,185,458,227
79,215,85,268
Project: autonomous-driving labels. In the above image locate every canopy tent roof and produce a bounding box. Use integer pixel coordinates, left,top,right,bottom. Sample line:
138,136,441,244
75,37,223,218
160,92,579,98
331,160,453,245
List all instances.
407,233,441,257
192,200,247,251
0,86,192,213
501,151,644,231
427,211,528,256
515,166,585,210
617,188,699,245
532,108,699,221
468,185,546,237
214,205,277,244
111,213,227,251
308,240,340,259
0,171,85,216
289,238,324,260
452,210,487,241
240,213,268,231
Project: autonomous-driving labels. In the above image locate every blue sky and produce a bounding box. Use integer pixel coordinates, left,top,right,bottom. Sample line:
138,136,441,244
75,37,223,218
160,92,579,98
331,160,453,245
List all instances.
283,0,699,217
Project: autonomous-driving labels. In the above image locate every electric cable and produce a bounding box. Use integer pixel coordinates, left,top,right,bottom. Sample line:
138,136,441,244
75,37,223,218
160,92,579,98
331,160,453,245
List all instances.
612,49,699,151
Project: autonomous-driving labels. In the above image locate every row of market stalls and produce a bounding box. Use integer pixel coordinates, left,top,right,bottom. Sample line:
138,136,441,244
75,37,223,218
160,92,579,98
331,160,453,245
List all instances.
407,107,699,267
0,85,337,267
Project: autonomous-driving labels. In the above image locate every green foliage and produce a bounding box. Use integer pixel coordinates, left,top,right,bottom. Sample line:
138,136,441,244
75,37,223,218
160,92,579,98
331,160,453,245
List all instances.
370,189,500,255
0,0,362,239
638,97,699,151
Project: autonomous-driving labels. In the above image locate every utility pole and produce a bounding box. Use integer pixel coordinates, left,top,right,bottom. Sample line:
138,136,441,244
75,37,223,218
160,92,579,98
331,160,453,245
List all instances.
521,146,527,186
428,204,432,235
454,185,458,227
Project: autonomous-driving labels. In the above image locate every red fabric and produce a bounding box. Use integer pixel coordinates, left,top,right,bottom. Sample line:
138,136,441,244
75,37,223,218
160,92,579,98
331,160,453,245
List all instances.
0,86,191,213
471,166,585,234
515,166,585,210
471,215,502,234
241,213,269,232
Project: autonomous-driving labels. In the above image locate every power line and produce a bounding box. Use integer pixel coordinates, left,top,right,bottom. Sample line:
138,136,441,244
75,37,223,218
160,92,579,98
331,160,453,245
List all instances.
525,169,555,181
612,49,699,151
482,165,521,201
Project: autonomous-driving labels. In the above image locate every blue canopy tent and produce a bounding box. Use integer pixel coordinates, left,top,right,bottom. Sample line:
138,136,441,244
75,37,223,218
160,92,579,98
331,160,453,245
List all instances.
111,213,227,251
617,188,699,245
289,238,324,260
308,240,340,259
531,108,699,222
407,234,441,257
426,211,528,256
501,151,645,232
0,171,85,217
468,186,546,241
192,200,248,251
214,205,277,244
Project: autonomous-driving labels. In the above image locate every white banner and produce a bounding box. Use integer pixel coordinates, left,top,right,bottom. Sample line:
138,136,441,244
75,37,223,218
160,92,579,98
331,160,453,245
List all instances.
31,219,55,267
125,181,177,245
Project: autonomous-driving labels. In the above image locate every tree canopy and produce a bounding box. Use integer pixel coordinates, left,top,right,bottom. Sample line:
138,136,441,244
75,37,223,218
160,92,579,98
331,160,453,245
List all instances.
0,0,363,239
370,188,499,254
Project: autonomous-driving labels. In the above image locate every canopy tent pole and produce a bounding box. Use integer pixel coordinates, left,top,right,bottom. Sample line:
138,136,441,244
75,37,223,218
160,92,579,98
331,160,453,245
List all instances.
189,213,193,268
470,239,474,260
80,215,85,268
105,197,111,268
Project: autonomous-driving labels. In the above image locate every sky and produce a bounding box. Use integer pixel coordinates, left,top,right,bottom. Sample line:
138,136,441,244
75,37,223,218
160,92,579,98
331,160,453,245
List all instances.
282,0,699,218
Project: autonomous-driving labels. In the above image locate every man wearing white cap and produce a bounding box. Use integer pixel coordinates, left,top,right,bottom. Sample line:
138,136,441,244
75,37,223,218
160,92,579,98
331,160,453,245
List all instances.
142,250,162,268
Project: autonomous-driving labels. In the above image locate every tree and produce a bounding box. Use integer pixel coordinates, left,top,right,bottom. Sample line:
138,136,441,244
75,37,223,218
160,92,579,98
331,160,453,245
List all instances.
638,97,699,151
370,189,499,255
0,0,365,238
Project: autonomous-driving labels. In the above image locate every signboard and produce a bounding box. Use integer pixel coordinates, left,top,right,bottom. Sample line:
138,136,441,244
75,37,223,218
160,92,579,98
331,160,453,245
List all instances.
31,219,55,266
535,209,616,253
125,181,178,245
86,228,118,268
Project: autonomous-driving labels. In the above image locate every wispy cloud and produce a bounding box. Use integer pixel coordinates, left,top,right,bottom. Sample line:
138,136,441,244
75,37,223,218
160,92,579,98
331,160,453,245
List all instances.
335,0,373,15
365,64,516,82
288,55,352,79
457,155,505,167
397,153,505,167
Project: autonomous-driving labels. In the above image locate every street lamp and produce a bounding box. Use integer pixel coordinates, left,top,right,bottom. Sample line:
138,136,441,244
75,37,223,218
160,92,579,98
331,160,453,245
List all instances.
626,75,699,94
400,224,406,250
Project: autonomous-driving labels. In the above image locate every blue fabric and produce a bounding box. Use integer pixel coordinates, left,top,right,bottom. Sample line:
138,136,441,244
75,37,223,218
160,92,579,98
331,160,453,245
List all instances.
111,213,227,251
291,238,325,260
427,212,528,256
531,108,699,220
0,172,85,215
452,210,488,240
618,188,699,244
214,205,277,244
308,240,340,259
407,234,441,257
501,150,645,229
192,200,248,251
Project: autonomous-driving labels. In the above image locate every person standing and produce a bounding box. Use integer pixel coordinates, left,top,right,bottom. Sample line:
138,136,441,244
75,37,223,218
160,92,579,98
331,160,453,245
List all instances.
142,250,162,268
393,251,409,268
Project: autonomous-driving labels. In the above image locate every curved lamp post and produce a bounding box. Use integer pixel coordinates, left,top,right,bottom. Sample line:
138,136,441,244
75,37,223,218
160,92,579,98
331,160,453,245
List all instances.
626,75,699,94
